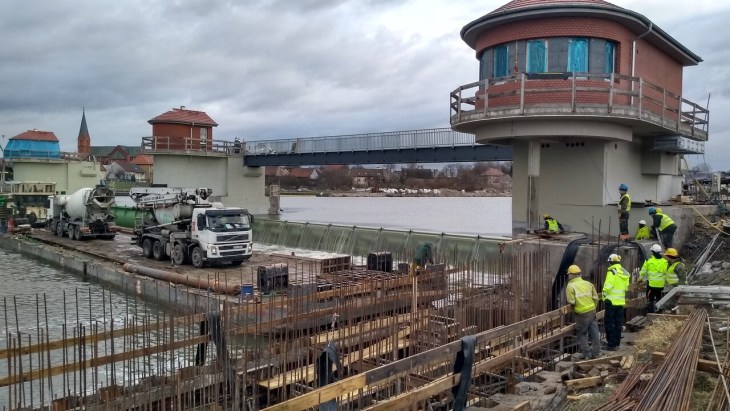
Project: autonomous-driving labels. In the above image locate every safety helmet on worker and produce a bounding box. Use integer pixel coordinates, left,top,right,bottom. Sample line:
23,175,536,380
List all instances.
639,219,646,225
619,183,628,191
648,207,657,215
567,265,582,275
651,244,662,253
665,248,678,258
608,254,621,263
656,208,663,214
544,214,550,219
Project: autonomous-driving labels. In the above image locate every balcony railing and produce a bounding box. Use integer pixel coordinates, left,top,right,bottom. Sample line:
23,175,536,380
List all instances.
450,73,709,141
141,136,244,156
3,151,91,160
243,128,477,156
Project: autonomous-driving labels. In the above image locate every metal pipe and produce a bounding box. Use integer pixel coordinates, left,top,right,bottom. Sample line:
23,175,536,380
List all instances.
631,22,653,105
122,263,241,295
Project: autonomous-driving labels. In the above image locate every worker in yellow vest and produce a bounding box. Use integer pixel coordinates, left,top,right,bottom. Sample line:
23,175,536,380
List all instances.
543,214,565,233
617,183,631,239
602,254,630,350
565,264,601,359
639,244,669,314
634,220,650,240
649,207,677,248
663,247,687,313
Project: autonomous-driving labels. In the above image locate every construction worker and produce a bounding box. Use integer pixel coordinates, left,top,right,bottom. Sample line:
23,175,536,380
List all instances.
634,220,651,240
602,254,630,351
565,264,601,359
543,214,565,233
648,207,677,248
664,248,687,290
639,244,669,314
410,242,434,275
617,184,631,239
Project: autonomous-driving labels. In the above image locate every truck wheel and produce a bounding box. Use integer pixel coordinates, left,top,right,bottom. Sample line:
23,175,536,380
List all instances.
51,221,58,235
172,244,187,265
191,247,205,268
142,239,153,258
72,226,81,241
56,223,65,237
152,241,165,260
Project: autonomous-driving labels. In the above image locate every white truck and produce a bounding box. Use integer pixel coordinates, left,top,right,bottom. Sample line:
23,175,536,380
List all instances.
129,186,253,268
49,184,117,240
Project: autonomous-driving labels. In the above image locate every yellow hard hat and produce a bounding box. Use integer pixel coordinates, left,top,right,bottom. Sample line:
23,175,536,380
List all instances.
665,248,678,258
656,208,663,214
567,265,582,275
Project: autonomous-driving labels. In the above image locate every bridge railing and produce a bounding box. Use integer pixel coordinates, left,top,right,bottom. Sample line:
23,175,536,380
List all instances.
244,128,477,155
450,73,709,140
141,136,244,156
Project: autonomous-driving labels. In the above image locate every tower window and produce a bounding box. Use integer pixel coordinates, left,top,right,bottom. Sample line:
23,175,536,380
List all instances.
604,41,616,74
493,45,509,78
526,40,547,73
568,38,589,73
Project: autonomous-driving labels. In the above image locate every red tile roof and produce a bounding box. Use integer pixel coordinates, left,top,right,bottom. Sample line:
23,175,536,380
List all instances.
148,107,218,126
10,130,59,142
131,154,153,166
490,0,621,14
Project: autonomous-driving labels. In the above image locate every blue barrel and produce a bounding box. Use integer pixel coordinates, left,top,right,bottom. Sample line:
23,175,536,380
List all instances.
240,284,254,298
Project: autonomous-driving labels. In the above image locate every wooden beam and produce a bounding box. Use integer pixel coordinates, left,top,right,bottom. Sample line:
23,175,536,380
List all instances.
509,401,532,410
565,376,602,389
651,352,722,374
573,355,623,367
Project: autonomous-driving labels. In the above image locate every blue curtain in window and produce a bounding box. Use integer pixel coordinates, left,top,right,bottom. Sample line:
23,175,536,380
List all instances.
568,38,588,73
604,41,615,74
493,45,509,77
527,40,546,73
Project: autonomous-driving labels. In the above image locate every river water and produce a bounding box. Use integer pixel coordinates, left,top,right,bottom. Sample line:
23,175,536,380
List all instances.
276,196,512,236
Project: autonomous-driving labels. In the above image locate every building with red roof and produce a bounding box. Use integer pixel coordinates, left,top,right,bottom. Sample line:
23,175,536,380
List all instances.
148,106,218,152
4,130,61,159
451,0,709,235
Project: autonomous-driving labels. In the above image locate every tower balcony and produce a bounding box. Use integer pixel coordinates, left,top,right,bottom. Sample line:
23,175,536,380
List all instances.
450,73,709,142
141,136,244,157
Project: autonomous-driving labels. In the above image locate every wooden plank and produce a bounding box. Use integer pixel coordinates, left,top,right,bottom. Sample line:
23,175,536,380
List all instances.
564,376,602,389
508,401,531,410
574,355,623,367
651,352,722,374
310,313,412,345
621,355,635,370
516,356,548,368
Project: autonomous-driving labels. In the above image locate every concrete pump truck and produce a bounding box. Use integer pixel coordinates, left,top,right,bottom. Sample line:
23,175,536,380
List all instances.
129,186,253,268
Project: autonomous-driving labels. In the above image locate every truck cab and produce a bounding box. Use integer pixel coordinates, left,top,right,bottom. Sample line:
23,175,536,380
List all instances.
190,207,253,266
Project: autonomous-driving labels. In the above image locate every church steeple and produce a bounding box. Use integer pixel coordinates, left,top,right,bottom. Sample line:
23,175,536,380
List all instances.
77,107,91,156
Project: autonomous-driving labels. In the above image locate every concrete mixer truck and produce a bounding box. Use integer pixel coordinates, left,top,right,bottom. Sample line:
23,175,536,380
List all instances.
49,184,117,240
129,186,253,268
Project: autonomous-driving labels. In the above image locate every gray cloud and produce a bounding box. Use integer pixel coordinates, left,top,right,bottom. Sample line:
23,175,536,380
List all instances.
0,0,728,171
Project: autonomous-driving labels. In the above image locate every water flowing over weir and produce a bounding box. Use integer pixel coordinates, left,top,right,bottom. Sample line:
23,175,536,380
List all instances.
253,219,511,262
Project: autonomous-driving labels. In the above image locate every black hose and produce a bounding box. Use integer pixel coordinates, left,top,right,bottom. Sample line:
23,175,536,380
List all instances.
550,237,590,310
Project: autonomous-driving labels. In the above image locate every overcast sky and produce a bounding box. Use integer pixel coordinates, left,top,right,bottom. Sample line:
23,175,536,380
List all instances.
1,0,728,170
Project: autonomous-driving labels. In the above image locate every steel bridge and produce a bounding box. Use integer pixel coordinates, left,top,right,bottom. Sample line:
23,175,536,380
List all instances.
241,128,512,166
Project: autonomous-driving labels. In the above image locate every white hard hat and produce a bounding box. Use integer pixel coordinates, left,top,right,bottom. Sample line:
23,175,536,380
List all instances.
651,244,662,253
608,254,621,263
639,219,646,225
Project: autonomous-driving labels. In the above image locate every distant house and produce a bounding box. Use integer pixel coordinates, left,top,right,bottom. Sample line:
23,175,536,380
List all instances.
265,166,289,178
131,154,154,182
105,161,146,182
481,167,505,183
90,145,141,165
287,167,319,181
148,106,218,151
4,130,61,159
352,169,386,187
